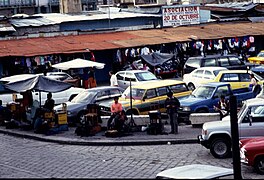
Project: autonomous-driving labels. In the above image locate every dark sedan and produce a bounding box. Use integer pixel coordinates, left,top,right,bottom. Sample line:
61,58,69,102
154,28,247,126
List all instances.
54,86,124,125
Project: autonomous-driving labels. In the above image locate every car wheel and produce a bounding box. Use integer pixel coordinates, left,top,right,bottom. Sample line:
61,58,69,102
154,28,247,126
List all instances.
210,138,231,159
254,156,264,174
188,83,195,91
77,111,86,125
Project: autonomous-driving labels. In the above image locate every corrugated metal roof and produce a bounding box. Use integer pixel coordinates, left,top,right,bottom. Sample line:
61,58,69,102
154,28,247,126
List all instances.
10,17,58,27
0,22,263,57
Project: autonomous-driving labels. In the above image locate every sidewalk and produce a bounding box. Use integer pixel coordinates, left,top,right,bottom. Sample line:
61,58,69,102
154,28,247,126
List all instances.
0,124,201,146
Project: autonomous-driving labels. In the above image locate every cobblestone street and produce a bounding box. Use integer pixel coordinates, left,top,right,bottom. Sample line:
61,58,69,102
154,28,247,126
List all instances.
0,134,262,179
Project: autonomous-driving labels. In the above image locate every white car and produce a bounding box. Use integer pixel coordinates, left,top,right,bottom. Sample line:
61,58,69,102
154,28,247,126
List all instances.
115,70,159,89
0,87,85,107
183,67,228,90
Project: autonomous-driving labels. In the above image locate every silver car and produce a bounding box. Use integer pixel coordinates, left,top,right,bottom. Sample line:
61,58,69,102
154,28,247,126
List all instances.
115,70,159,89
54,86,124,125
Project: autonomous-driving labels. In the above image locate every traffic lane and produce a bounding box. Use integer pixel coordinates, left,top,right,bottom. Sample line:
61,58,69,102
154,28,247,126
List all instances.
0,134,261,179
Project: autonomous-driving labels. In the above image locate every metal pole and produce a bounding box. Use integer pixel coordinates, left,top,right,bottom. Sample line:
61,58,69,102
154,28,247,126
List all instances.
230,95,242,179
108,0,110,28
130,79,133,121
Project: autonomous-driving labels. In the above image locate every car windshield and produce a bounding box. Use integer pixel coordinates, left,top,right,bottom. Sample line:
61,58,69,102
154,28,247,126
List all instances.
71,90,96,103
135,72,157,81
122,87,145,100
192,86,215,98
257,52,264,58
213,69,225,76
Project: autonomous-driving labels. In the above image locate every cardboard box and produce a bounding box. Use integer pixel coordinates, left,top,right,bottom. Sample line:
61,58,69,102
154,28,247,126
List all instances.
58,113,67,125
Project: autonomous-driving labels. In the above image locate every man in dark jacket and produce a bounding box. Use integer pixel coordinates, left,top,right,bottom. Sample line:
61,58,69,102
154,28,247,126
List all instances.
165,91,180,134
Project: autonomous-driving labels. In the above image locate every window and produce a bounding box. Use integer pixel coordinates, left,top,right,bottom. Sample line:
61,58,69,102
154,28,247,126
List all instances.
170,84,189,93
157,87,168,96
109,89,122,98
218,58,229,66
220,73,239,82
240,73,251,82
124,72,136,82
186,58,201,68
229,57,242,65
97,90,110,100
203,58,217,67
135,72,157,81
204,70,213,79
248,105,264,123
146,89,156,99
193,70,204,78
215,86,230,98
116,72,125,80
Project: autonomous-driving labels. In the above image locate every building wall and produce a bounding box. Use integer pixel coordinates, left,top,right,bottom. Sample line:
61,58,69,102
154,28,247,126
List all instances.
59,0,82,13
59,16,161,31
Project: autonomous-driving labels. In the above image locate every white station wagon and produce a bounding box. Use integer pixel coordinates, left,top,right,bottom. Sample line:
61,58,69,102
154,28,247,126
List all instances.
183,67,228,90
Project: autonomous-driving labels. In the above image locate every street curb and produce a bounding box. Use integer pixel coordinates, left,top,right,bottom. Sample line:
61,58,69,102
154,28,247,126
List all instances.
0,128,199,146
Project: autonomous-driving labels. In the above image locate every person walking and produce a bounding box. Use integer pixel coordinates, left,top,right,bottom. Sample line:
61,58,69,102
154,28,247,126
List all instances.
165,91,180,134
109,71,118,87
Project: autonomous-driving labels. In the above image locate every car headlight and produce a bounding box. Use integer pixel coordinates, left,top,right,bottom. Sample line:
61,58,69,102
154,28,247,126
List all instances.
181,106,191,112
67,111,72,115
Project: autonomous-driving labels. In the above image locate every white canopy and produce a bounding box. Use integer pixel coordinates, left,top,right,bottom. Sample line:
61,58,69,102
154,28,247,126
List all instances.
52,58,105,70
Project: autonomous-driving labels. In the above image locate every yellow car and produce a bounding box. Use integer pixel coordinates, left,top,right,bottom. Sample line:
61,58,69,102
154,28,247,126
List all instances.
100,79,192,115
201,69,264,91
248,50,264,64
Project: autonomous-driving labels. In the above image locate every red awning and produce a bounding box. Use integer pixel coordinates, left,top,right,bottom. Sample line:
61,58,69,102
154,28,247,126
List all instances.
0,22,263,57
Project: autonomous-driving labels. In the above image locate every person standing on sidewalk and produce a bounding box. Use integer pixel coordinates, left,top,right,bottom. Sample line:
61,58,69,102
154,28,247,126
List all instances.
109,71,118,87
165,91,180,134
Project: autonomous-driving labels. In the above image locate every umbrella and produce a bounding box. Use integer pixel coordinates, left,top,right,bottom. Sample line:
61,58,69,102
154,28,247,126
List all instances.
0,74,36,83
3,74,73,107
52,58,105,70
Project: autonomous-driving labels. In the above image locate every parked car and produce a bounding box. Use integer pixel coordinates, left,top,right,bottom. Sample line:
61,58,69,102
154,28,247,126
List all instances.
198,97,264,158
248,50,264,65
251,65,264,78
183,54,254,75
178,82,255,124
201,69,264,91
32,87,85,106
54,86,124,124
100,79,192,116
115,70,159,89
240,136,264,174
183,67,228,90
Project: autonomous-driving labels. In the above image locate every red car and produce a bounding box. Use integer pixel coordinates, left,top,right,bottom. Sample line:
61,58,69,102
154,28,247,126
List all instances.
240,137,264,174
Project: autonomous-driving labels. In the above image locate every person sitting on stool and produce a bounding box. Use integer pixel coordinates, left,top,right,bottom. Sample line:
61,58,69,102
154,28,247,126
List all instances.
107,97,126,132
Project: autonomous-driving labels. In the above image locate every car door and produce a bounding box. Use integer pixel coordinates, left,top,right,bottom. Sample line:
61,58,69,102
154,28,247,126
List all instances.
192,69,204,87
239,105,264,138
116,72,126,89
219,73,241,90
139,88,159,114
156,86,170,112
124,72,137,88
